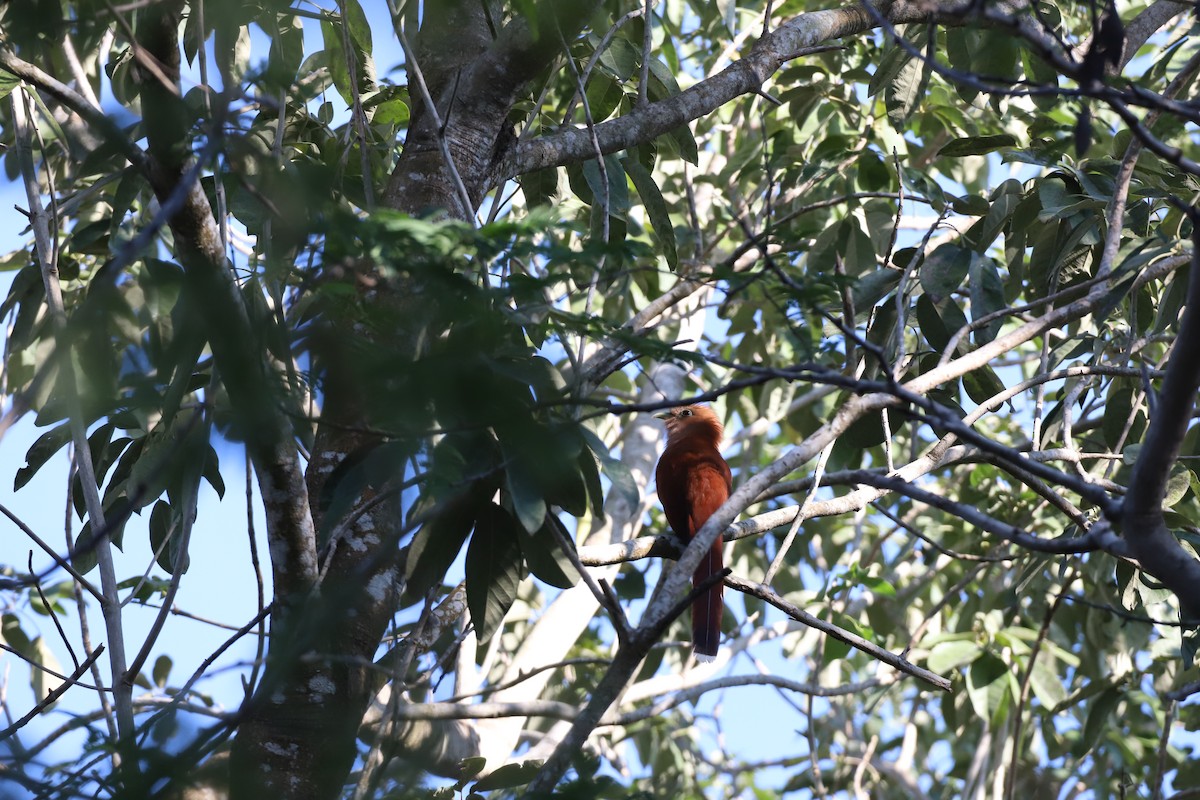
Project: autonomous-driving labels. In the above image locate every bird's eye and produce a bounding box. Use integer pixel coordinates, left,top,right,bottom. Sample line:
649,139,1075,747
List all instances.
680,409,693,417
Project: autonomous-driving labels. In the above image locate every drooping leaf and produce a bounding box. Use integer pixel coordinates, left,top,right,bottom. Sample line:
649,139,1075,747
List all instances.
472,760,543,792
517,513,581,590
406,480,491,599
623,157,678,270
465,503,527,643
937,135,1019,158
15,423,71,491
919,244,972,301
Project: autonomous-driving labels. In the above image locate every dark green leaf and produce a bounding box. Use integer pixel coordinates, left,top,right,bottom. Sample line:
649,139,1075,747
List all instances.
851,269,901,315
968,254,1006,345
505,460,547,534
937,135,1019,158
581,155,629,219
517,513,581,590
472,760,543,792
886,47,931,127
405,484,487,597
15,423,71,491
152,654,172,688
0,68,20,101
1078,686,1122,756
622,157,678,270
465,503,527,643
919,244,971,301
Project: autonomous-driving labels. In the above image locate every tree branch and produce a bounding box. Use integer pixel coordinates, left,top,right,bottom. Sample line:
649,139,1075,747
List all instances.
0,645,105,740
725,576,950,691
503,0,966,178
11,87,135,751
1121,213,1200,620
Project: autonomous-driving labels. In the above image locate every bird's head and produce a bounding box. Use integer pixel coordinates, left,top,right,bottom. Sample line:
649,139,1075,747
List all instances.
654,405,724,443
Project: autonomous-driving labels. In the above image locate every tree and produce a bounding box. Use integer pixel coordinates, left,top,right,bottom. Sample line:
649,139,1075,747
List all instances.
1,0,1199,797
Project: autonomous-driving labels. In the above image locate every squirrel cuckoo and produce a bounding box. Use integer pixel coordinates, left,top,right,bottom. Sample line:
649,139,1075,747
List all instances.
654,405,732,661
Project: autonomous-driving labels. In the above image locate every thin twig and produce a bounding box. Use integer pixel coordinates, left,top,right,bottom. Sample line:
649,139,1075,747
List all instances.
0,645,105,739
725,576,951,691
11,88,135,747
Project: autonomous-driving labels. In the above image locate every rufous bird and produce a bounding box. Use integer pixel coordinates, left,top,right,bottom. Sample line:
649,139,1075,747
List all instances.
654,405,732,662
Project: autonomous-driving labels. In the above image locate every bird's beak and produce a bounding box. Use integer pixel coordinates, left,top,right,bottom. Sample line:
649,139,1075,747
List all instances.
654,411,672,421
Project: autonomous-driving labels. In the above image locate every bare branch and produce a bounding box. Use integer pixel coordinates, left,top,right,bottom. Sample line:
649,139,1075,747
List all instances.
725,576,950,691
11,86,135,748
0,645,105,740
1122,214,1200,620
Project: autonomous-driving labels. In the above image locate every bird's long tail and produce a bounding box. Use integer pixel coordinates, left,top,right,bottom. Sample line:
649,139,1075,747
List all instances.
690,535,724,662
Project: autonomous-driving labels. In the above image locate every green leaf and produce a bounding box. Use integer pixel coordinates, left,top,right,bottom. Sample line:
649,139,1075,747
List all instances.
968,254,1006,345
661,123,698,165
1183,622,1200,670
963,364,1006,405
152,654,172,689
867,34,909,98
937,135,1019,158
30,637,64,704
622,157,678,270
518,167,558,208
215,24,251,88
128,428,179,511
148,499,190,575
851,269,902,315
321,12,374,106
372,98,409,126
580,427,639,514
458,756,487,780
1078,686,1122,756
927,639,982,673
584,74,622,123
966,653,1011,724
342,0,372,52
716,0,736,34
915,293,964,353
1028,657,1067,710
1163,467,1192,509
577,446,605,521
465,503,527,643
581,155,630,219
0,68,20,101
265,12,305,85
15,423,71,491
823,613,865,661
405,484,486,597
505,460,547,534
919,244,972,301
517,513,581,590
646,58,682,101
886,47,931,127
472,760,543,792
2,614,33,653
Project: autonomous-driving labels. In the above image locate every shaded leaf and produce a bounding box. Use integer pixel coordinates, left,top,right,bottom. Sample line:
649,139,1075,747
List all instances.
465,503,527,643
472,760,543,792
623,157,678,270
517,513,581,590
937,135,1019,158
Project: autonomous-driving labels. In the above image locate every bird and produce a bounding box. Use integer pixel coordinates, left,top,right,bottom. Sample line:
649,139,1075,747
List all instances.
654,405,732,662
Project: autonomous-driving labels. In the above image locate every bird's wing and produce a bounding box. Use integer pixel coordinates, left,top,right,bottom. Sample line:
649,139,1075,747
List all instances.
684,458,731,537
